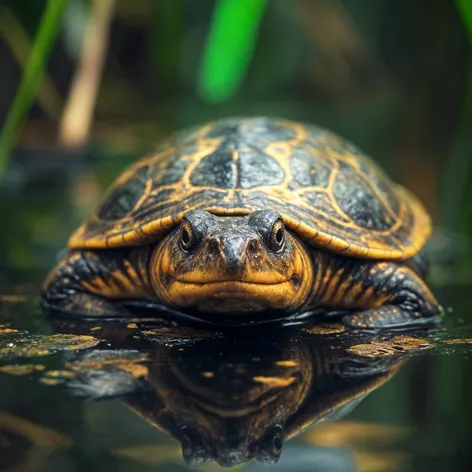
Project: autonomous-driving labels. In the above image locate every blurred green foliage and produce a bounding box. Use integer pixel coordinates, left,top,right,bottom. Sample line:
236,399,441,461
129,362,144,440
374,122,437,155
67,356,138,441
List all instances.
198,0,268,102
0,0,66,173
0,0,471,282
0,6,471,471
457,0,472,44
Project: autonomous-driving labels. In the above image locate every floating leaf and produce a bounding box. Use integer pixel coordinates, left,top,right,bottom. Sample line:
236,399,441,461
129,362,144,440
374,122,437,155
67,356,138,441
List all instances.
347,336,433,358
0,333,102,359
0,364,45,376
306,324,346,335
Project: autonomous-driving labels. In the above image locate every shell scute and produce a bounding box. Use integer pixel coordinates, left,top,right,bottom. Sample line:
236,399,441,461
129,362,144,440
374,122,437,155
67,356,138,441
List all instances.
69,117,430,260
288,149,331,190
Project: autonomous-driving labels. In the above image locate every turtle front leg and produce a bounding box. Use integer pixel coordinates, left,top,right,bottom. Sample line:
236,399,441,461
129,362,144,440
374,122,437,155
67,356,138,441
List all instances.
41,249,154,317
309,253,443,329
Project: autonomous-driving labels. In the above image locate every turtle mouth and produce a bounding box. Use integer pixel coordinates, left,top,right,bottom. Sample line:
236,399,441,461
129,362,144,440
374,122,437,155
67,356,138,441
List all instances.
165,278,302,314
173,277,296,286
172,270,299,287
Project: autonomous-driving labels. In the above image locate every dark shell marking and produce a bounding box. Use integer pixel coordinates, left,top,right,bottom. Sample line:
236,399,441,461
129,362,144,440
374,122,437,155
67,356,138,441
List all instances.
69,117,431,259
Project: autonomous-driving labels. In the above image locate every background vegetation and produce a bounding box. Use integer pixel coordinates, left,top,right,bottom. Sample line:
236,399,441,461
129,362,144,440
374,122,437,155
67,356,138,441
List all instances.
1,0,472,282
1,2,472,471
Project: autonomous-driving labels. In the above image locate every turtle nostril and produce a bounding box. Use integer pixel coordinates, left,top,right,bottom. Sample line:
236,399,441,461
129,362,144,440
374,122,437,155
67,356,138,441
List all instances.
247,239,258,254
209,238,220,255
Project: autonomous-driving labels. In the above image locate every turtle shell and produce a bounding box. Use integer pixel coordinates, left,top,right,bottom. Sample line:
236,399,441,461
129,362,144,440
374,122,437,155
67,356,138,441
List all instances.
69,117,431,260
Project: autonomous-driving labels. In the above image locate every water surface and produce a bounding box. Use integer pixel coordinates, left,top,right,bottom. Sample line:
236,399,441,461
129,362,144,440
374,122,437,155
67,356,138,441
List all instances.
0,156,471,472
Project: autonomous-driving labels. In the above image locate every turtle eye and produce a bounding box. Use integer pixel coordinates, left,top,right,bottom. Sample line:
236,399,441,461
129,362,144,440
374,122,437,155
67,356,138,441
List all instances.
271,433,283,457
180,219,196,251
269,219,285,252
257,426,284,464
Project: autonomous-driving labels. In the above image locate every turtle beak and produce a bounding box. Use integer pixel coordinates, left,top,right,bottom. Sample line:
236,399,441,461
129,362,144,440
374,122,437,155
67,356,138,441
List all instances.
208,231,258,277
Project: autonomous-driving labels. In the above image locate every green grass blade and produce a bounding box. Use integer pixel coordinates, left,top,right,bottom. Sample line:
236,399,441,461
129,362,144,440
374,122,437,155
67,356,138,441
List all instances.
0,0,67,175
457,0,472,44
440,0,472,233
198,0,268,103
456,0,472,110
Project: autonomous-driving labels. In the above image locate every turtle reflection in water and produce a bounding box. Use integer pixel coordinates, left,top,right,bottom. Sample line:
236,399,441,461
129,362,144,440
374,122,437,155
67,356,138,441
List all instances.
42,117,442,329
59,325,428,467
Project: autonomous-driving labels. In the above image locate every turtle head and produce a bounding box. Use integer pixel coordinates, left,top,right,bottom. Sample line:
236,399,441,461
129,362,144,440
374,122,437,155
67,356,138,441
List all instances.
151,210,313,314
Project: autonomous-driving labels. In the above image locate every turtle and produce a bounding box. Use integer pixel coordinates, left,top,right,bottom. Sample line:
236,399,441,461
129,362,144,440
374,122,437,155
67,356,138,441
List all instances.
41,116,443,329
55,320,410,467
122,334,406,467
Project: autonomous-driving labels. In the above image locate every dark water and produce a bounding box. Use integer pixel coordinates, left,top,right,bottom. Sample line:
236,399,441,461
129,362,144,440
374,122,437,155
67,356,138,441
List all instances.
1,156,472,472
1,289,472,472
